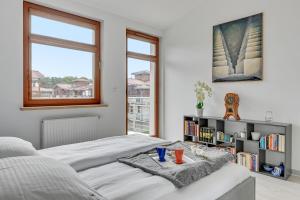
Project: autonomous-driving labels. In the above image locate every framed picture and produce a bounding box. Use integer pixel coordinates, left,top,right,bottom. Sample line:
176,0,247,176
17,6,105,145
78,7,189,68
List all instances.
212,13,263,82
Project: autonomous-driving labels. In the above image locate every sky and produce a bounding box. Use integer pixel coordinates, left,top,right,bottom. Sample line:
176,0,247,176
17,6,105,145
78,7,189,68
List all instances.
31,15,151,79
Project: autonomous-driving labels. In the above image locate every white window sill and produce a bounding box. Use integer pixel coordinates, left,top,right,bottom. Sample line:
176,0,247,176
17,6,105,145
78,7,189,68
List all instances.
20,104,108,111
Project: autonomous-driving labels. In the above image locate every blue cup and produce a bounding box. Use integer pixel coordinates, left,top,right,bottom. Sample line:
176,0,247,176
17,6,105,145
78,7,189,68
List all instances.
156,147,166,162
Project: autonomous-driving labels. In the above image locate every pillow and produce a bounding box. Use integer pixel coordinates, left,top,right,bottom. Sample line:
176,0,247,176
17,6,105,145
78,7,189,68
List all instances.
0,137,38,158
0,156,107,200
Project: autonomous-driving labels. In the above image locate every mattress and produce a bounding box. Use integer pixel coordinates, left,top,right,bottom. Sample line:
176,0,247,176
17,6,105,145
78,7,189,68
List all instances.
79,161,251,200
39,134,168,171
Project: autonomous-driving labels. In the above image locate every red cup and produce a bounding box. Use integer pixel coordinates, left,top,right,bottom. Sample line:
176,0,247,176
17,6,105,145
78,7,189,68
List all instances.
175,149,184,164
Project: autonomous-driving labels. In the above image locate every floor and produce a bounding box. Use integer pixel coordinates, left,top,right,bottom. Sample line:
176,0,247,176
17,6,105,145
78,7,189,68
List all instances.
254,173,300,200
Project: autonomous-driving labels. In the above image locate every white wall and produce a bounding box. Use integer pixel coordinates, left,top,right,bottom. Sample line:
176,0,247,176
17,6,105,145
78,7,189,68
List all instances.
0,0,162,148
163,0,300,171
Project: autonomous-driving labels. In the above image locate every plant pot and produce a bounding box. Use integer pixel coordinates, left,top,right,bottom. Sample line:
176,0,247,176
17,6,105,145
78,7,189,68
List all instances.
197,108,204,117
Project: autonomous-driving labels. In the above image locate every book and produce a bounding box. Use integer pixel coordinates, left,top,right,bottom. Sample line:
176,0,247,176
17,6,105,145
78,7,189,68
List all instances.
259,134,285,152
184,120,199,136
237,152,259,172
199,127,215,143
281,135,285,152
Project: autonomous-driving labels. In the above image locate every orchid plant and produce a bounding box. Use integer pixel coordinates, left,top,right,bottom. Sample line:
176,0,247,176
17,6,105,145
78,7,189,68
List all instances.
194,81,212,109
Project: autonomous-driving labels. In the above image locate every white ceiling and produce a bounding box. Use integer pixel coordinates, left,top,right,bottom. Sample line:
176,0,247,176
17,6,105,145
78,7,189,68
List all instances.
73,0,201,30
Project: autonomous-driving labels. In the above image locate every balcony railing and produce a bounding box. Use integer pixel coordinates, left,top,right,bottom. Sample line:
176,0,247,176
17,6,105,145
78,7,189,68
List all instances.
128,97,150,134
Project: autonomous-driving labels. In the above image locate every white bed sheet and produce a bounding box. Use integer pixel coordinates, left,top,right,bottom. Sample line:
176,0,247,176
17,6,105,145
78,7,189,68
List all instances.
39,134,167,171
79,161,251,200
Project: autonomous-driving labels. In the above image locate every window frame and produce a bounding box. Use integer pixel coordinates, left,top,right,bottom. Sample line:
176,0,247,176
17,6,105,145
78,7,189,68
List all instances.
23,2,101,107
126,29,159,137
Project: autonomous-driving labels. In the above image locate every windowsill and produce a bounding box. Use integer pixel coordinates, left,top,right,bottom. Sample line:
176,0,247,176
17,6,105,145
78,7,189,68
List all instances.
20,104,108,111
128,131,150,136
127,131,159,138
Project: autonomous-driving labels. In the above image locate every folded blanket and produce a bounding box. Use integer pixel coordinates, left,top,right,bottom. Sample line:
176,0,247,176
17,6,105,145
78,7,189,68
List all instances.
118,142,234,188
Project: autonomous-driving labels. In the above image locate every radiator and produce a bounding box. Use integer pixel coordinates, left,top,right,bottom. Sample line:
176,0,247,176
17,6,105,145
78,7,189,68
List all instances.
41,116,100,148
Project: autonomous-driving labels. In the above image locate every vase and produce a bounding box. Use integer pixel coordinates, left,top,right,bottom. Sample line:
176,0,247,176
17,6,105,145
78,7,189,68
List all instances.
265,111,273,122
197,108,204,117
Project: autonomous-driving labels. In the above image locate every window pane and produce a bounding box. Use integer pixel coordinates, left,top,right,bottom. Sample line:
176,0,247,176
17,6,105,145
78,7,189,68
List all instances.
127,38,156,56
31,15,95,45
127,58,155,135
31,43,94,99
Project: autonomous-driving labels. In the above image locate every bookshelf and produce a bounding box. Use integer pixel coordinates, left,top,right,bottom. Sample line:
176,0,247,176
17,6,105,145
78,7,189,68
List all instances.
183,115,292,180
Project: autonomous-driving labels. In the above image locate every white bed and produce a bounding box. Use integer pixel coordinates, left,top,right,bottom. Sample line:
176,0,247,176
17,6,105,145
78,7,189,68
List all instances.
79,161,250,200
39,134,253,200
39,134,168,171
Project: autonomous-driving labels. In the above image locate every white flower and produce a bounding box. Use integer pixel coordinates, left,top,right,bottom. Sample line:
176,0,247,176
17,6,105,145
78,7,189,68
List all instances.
194,81,212,104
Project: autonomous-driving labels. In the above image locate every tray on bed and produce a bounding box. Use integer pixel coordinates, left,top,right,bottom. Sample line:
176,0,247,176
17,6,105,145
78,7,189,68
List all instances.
147,152,195,169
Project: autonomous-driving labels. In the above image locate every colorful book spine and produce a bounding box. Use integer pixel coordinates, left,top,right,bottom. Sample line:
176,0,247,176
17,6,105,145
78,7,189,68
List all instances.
184,120,199,136
199,127,215,143
237,152,259,172
259,134,285,152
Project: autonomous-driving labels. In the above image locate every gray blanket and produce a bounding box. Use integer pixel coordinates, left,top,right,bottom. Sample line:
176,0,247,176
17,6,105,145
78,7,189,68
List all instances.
118,142,234,188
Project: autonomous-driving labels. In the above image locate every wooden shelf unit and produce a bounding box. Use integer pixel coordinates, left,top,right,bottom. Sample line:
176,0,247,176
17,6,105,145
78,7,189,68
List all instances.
183,115,292,180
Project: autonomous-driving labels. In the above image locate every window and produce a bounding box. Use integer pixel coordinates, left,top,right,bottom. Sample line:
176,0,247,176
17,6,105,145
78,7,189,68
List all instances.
137,106,142,113
126,30,159,137
23,2,101,107
129,106,134,113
